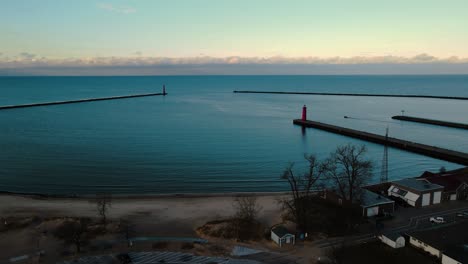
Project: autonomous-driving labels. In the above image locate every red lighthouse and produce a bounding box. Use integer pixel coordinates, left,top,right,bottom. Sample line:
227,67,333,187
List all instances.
302,105,307,121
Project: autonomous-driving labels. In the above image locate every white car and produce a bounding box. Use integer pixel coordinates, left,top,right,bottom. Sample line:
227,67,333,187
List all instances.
430,217,445,224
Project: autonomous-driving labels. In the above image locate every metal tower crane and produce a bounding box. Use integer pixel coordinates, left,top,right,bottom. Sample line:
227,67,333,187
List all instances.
380,126,389,183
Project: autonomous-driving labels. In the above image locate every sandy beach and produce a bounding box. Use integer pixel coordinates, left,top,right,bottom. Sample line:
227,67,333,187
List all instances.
0,193,287,226
0,193,300,263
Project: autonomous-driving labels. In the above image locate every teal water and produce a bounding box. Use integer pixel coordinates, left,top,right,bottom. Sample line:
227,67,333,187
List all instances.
0,76,467,194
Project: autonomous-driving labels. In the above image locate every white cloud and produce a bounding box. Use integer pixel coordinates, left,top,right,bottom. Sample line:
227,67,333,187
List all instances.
1,53,468,69
97,3,136,14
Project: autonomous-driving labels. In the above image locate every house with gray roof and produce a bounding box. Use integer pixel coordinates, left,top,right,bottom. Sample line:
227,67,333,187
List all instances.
360,189,395,217
270,225,295,247
388,178,443,207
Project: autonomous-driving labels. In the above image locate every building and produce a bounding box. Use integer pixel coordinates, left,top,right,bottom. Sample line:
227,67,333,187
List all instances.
378,232,405,248
360,189,395,217
271,225,295,247
407,222,468,264
388,178,444,207
322,189,394,217
418,168,468,201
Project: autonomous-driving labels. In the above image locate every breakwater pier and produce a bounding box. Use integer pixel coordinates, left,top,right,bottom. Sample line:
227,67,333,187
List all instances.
392,115,468,130
0,92,167,110
293,119,468,165
233,91,468,100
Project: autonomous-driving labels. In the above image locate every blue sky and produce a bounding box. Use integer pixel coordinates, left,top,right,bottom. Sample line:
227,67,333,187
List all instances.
1,0,468,74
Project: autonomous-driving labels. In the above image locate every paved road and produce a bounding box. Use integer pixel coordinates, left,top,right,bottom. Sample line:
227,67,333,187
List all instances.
314,203,468,248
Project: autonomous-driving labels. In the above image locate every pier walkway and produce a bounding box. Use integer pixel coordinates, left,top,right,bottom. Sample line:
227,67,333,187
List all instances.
0,92,166,110
293,119,468,165
392,115,468,130
234,90,468,100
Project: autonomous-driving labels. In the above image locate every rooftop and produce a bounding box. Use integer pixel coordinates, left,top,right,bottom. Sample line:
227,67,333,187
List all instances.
408,222,468,263
381,231,403,241
271,225,293,238
360,189,394,208
392,178,443,192
444,245,468,264
418,167,468,192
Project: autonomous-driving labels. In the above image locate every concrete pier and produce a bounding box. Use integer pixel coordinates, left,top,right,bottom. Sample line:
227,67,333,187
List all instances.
392,115,468,130
293,119,468,165
234,91,468,100
0,92,166,110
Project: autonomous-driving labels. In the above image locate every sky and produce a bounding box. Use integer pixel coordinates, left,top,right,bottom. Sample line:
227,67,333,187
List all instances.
1,0,468,75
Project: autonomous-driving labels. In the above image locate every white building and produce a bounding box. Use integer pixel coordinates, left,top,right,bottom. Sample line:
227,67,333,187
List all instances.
388,178,443,207
271,225,295,247
407,223,468,264
378,232,405,248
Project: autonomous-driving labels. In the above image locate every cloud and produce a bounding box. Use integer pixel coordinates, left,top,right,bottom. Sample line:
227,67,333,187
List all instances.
4,63,468,76
19,52,37,60
1,53,468,69
2,52,468,77
97,3,136,14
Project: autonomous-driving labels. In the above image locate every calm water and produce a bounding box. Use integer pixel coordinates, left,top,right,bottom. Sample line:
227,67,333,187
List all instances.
0,75,467,195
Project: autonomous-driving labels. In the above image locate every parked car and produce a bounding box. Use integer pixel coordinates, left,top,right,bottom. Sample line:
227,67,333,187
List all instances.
456,211,468,218
430,217,445,224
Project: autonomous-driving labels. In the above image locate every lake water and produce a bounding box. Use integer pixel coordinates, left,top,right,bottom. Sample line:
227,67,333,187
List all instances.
0,75,467,195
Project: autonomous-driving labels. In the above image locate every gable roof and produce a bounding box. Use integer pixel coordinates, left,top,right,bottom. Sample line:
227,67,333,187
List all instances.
360,189,394,208
418,167,468,192
392,178,443,192
381,231,403,241
271,225,293,238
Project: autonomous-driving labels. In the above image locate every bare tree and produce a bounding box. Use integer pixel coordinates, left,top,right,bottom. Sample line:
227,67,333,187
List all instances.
281,154,324,230
233,196,262,223
54,218,92,253
322,144,373,202
94,194,112,224
231,196,263,241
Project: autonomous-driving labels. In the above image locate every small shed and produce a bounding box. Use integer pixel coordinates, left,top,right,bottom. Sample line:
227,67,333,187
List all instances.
379,232,405,248
271,225,295,247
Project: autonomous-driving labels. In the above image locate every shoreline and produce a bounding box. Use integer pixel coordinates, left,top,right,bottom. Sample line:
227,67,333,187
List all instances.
0,190,292,200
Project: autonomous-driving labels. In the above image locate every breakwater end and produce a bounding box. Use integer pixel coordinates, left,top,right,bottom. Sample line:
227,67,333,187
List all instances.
392,115,468,130
293,119,468,165
234,91,468,100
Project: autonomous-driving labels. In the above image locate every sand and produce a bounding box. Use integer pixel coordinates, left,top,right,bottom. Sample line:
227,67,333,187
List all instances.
0,193,287,230
0,194,284,259
0,193,329,263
